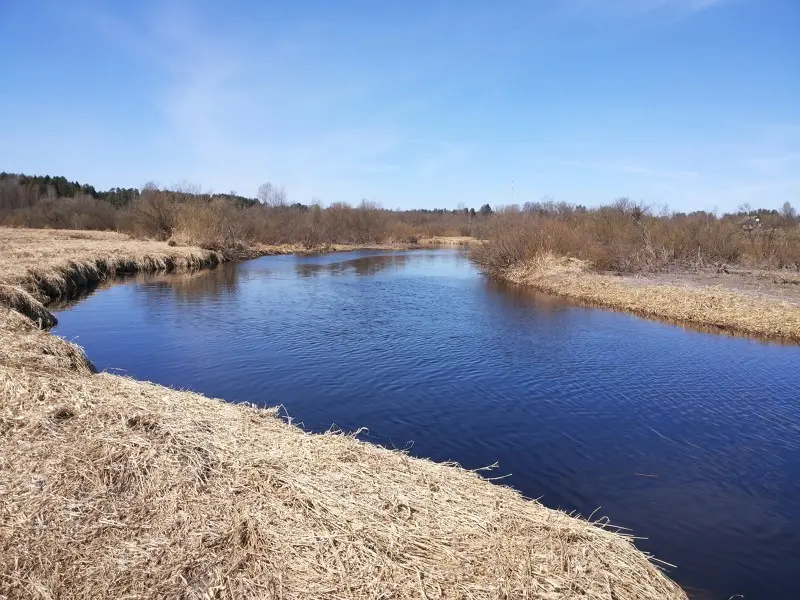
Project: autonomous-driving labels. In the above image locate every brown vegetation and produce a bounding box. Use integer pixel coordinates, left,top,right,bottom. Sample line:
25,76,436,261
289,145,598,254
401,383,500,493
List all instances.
471,199,800,274
0,229,225,309
500,253,800,341
472,201,800,341
0,229,687,599
0,175,478,249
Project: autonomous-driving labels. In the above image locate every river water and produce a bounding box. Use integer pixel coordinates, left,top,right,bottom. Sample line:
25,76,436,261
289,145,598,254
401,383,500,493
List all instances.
53,249,800,599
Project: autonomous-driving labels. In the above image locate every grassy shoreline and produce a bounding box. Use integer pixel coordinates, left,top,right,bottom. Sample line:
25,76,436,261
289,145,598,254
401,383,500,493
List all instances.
0,228,469,327
493,253,800,342
0,228,686,599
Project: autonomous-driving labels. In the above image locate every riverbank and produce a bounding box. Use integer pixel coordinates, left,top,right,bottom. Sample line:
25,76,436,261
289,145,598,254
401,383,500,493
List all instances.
0,228,687,598
495,253,800,342
0,228,474,326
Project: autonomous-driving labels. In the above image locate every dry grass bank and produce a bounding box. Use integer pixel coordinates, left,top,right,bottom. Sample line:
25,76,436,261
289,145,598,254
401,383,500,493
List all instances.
499,253,800,342
0,228,463,325
0,228,687,599
470,203,800,340
0,228,225,303
0,228,468,293
415,235,477,247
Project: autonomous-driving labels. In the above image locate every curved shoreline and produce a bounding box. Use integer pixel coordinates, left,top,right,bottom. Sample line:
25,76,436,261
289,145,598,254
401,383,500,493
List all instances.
492,254,800,343
1,228,686,599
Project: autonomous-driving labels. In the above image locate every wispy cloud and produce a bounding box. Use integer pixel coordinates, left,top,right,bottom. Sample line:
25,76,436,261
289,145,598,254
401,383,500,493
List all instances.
65,2,419,200
30,0,789,213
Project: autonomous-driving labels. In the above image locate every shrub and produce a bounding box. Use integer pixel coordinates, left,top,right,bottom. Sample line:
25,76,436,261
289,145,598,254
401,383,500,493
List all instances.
471,203,800,275
130,190,178,240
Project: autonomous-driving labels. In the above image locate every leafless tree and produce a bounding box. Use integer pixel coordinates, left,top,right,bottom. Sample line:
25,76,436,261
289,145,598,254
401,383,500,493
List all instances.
257,182,288,207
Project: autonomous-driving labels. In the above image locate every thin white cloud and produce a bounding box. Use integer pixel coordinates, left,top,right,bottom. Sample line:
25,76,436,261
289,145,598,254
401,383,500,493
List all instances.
44,0,787,213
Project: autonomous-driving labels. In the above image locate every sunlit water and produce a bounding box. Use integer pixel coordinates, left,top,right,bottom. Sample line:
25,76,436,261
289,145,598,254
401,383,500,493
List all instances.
53,250,800,599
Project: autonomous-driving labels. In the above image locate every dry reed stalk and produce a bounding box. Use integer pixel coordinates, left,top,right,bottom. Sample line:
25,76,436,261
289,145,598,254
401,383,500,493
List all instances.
502,253,800,341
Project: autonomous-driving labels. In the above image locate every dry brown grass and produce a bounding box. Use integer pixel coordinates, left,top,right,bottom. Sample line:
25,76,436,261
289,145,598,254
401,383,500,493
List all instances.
0,308,95,375
0,227,687,599
0,285,56,328
415,236,477,247
0,361,687,599
0,228,416,327
0,228,224,301
501,253,800,342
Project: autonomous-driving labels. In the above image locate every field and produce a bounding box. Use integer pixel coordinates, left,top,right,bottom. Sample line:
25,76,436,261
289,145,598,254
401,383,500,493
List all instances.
0,227,686,599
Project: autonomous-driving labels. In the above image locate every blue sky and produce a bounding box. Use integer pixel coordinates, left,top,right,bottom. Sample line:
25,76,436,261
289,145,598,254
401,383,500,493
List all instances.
1,0,798,211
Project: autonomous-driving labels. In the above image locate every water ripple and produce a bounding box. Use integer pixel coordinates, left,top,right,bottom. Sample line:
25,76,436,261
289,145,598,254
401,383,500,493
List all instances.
54,250,800,600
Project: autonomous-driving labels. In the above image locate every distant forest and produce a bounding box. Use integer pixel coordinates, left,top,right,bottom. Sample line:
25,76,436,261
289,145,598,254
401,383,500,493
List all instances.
1,171,796,269
0,172,491,216
0,172,259,210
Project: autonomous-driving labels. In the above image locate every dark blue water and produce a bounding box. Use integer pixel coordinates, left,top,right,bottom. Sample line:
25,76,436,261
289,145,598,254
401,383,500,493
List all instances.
53,250,800,599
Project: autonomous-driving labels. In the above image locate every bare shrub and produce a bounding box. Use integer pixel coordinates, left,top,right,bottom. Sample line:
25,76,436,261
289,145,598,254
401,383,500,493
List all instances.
176,199,245,249
130,188,179,240
473,203,800,276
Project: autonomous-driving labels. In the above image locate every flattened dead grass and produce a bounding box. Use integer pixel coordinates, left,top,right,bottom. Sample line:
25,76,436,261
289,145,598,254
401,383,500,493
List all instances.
415,236,477,247
502,253,800,342
0,308,95,375
0,285,56,328
0,228,224,303
0,364,687,599
0,228,688,599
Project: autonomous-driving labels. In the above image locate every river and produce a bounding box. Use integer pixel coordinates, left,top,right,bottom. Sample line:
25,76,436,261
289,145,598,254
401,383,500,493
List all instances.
53,249,800,599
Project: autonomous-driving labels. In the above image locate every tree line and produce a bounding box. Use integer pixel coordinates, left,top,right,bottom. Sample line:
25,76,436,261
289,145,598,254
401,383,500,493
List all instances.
0,172,495,245
1,172,796,270
0,172,495,217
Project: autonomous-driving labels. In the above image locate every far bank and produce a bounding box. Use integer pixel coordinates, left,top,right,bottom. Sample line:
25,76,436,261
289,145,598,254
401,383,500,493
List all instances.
484,252,800,343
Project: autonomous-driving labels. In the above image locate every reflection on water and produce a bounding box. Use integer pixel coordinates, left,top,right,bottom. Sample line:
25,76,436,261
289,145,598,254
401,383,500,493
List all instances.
49,264,244,311
486,278,578,313
53,250,800,600
295,254,411,278
488,275,800,345
142,263,241,302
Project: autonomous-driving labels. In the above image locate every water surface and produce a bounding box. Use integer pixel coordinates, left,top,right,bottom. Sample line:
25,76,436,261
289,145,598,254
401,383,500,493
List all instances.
54,250,800,599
